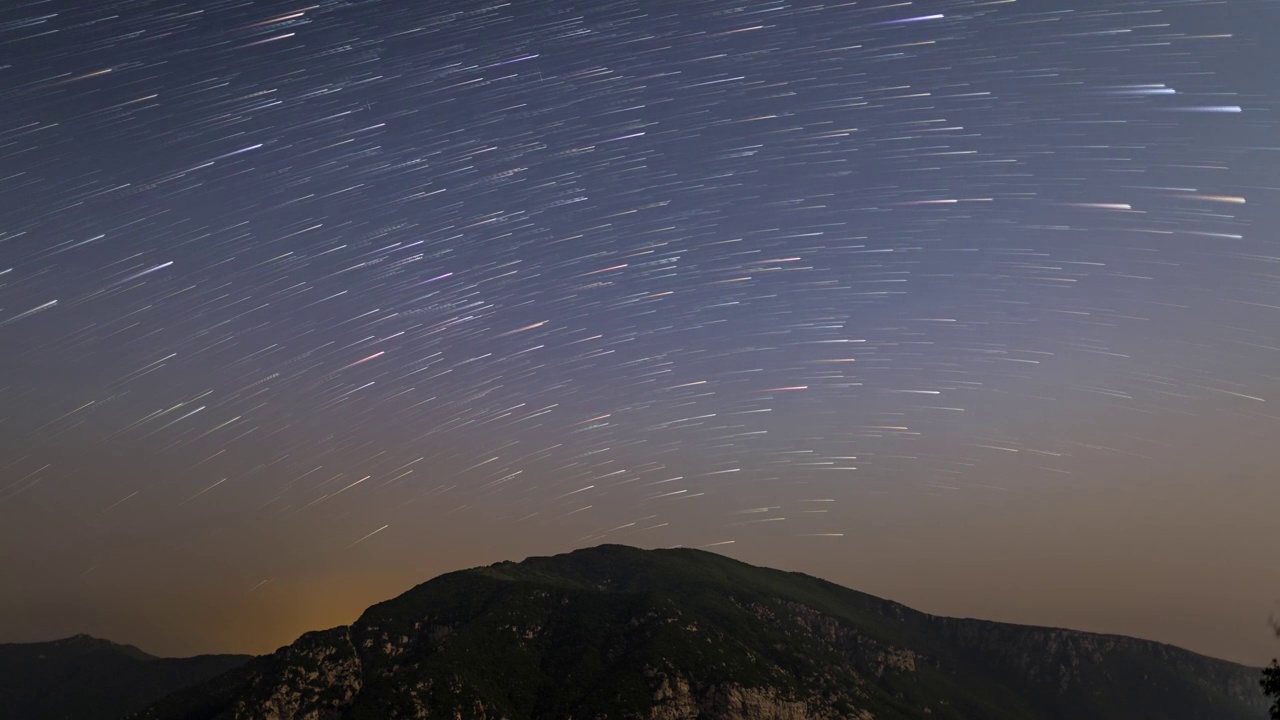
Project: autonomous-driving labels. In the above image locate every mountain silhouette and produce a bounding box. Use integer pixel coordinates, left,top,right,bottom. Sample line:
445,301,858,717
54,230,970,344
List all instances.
0,633,250,720
127,545,1267,719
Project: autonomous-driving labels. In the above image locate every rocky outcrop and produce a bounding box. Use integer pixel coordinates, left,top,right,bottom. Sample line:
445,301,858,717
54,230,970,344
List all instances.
647,673,870,720
224,629,362,720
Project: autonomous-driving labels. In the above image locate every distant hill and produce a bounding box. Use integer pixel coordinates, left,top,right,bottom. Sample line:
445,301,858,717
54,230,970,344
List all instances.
131,544,1268,719
0,634,250,720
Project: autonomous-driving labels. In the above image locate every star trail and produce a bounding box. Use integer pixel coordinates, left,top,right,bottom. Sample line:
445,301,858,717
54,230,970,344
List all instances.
0,0,1277,663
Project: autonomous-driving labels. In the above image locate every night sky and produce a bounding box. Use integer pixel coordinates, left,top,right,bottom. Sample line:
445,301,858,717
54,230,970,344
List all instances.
1,0,1278,665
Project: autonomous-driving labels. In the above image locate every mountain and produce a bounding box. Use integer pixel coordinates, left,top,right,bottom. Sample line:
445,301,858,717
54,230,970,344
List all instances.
0,634,251,720
133,545,1267,720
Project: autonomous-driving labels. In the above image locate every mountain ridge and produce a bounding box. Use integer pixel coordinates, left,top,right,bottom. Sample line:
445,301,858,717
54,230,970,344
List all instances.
0,634,251,720
130,544,1268,720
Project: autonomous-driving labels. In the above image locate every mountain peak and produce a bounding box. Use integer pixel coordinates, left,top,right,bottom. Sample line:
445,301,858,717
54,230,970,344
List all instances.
9,633,158,662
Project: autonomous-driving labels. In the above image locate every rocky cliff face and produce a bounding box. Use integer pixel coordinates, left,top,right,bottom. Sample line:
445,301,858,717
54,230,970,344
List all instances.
133,545,1268,720
217,629,362,720
645,674,864,720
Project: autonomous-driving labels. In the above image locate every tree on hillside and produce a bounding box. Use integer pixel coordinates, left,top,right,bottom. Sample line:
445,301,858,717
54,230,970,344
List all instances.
1264,617,1280,720
1266,661,1280,720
